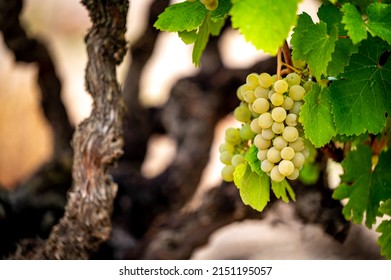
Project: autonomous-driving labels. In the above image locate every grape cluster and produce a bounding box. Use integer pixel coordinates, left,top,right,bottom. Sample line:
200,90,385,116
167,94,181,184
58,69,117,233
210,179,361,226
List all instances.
220,72,310,183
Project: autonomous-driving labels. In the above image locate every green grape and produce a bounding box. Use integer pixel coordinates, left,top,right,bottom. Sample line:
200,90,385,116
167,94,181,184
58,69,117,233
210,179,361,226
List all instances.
289,85,306,101
252,98,270,114
270,166,285,182
287,168,300,180
221,165,235,182
280,146,295,160
302,147,310,158
220,151,233,165
289,137,305,152
267,147,281,163
258,73,273,88
285,113,298,126
232,154,245,167
271,121,285,134
273,136,288,150
254,134,271,149
290,101,302,116
291,152,305,169
285,72,301,87
270,93,284,106
271,107,287,122
236,85,245,101
219,142,234,153
258,112,273,129
242,90,256,103
240,124,256,140
273,79,288,94
250,118,263,133
303,80,314,92
282,126,299,142
254,86,269,99
201,0,219,11
278,160,295,176
261,128,275,140
261,160,274,173
257,149,268,161
282,96,294,111
225,128,241,144
234,104,252,123
246,73,260,89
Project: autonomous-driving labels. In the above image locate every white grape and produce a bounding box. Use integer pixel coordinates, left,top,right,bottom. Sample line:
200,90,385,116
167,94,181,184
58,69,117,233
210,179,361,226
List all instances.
258,73,273,88
290,101,302,116
273,136,288,150
250,118,263,133
232,154,245,166
287,168,300,180
219,142,234,153
282,126,299,142
270,166,285,182
254,134,271,149
261,128,275,140
278,160,295,176
261,160,274,173
220,151,233,165
240,124,256,140
273,79,288,94
246,73,259,89
285,113,298,126
285,72,301,87
292,152,305,169
289,85,306,101
221,165,235,182
271,107,287,122
289,137,305,152
257,149,268,161
267,147,282,163
258,112,273,129
252,98,270,114
280,146,295,160
271,121,285,134
254,86,269,99
243,90,256,103
270,93,284,106
234,104,252,122
225,128,241,144
282,96,294,111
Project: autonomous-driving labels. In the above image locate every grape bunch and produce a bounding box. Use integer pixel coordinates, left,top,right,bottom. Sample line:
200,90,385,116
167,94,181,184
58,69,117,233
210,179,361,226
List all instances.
220,72,310,183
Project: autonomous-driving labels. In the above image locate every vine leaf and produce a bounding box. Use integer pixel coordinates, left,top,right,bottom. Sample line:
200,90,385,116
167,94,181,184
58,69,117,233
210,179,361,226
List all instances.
271,180,295,203
233,162,270,212
230,0,299,55
341,3,367,44
333,145,391,228
329,37,391,136
377,199,391,259
300,83,336,148
291,12,338,80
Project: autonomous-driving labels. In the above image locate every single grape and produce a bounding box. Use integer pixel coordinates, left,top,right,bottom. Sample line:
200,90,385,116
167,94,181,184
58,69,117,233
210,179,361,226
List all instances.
220,151,233,165
254,86,269,99
285,113,298,127
219,142,234,153
236,85,245,101
258,73,273,88
271,121,285,134
302,147,310,158
303,80,314,92
287,168,300,180
270,166,285,182
270,93,284,106
258,112,273,129
271,107,287,122
240,124,256,140
221,165,235,182
242,90,256,103
250,118,263,134
254,134,271,149
257,149,268,161
267,147,282,163
261,160,274,173
246,73,260,89
290,101,302,116
201,0,219,11
282,126,299,142
289,85,306,101
273,79,288,94
282,96,294,111
278,160,295,176
289,137,305,152
280,146,295,160
225,128,241,144
252,98,270,114
285,72,301,87
273,136,288,150
261,128,275,140
234,105,252,123
232,154,245,167
291,152,305,169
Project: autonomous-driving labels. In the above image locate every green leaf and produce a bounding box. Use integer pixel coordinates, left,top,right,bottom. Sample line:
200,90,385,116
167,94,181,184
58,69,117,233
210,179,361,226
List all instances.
341,3,367,44
245,144,263,176
377,199,391,259
271,179,296,203
291,13,338,80
192,17,210,67
178,30,198,44
329,37,391,136
230,0,299,55
333,146,391,228
367,3,391,45
154,1,208,32
318,3,344,35
327,39,358,77
300,83,336,148
233,162,270,212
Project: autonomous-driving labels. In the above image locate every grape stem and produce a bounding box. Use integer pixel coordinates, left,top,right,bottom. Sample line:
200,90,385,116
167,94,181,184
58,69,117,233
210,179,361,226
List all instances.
277,48,282,80
277,41,293,79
